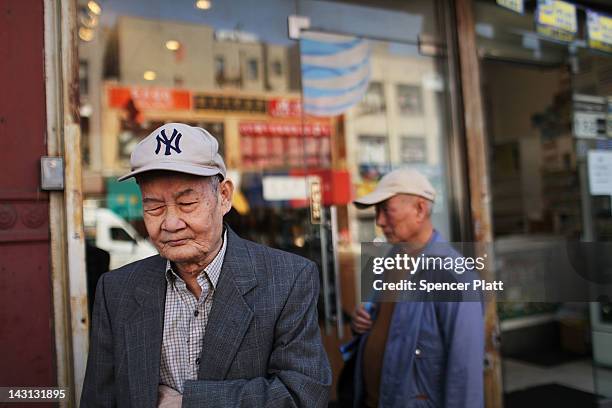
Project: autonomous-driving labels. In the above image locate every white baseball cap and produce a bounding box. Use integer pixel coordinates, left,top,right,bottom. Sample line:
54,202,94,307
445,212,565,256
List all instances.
353,168,436,208
118,123,226,181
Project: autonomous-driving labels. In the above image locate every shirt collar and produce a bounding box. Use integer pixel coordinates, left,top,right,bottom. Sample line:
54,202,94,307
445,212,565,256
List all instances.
165,229,227,289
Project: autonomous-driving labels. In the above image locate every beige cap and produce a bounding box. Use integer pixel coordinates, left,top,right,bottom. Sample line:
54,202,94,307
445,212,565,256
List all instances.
353,168,436,208
118,123,226,181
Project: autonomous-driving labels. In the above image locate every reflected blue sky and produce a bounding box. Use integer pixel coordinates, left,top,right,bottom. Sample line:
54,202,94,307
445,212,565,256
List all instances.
100,0,296,44
99,0,425,47
297,0,423,45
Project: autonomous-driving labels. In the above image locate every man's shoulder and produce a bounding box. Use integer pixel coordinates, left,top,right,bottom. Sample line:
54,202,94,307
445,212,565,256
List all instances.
426,231,462,258
102,254,164,286
240,237,315,269
226,234,318,287
234,239,319,302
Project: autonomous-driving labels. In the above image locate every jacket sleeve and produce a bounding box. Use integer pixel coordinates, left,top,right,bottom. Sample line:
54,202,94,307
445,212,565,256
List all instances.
182,262,332,408
437,300,485,408
81,273,116,407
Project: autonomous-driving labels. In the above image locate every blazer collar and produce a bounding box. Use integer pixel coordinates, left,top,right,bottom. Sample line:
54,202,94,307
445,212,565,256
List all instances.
220,226,258,294
131,225,257,300
132,255,168,307
197,226,257,379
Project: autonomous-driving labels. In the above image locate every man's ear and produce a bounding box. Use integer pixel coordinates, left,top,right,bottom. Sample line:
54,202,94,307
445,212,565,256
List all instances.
416,198,429,221
220,179,234,215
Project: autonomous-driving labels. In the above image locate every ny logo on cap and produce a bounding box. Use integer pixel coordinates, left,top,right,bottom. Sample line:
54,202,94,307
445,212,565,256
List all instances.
155,129,182,156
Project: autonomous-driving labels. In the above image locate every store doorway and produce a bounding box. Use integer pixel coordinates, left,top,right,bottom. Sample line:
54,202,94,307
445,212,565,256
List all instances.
481,57,596,399
475,0,612,405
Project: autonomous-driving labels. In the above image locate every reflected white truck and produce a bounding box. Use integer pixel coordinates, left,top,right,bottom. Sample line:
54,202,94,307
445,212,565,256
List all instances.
83,207,158,270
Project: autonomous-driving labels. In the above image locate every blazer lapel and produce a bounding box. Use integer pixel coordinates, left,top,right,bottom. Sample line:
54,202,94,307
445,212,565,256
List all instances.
198,228,257,380
125,256,167,408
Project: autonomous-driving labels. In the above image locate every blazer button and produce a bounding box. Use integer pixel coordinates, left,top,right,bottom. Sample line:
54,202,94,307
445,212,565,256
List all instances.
415,348,422,356
195,358,201,365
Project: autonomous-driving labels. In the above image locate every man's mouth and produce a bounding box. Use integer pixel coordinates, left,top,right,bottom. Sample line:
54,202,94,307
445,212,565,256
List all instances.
164,238,189,247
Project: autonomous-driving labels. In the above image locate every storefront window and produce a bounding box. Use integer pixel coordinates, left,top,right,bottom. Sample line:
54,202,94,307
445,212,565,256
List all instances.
77,0,461,394
475,0,612,401
81,0,297,263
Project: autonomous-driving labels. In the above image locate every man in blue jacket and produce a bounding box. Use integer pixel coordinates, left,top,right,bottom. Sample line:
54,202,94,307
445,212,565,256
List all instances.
351,168,484,408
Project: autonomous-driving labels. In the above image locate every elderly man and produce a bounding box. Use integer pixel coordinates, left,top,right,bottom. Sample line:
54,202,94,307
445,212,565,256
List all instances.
350,168,484,408
81,123,331,407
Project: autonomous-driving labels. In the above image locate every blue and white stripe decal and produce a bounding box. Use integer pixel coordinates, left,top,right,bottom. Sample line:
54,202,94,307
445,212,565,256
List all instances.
300,32,371,117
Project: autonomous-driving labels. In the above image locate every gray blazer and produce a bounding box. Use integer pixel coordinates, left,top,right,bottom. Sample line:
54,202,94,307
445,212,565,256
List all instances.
81,228,332,407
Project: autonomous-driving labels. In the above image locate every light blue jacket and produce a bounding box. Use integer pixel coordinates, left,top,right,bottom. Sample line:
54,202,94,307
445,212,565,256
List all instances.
353,231,485,408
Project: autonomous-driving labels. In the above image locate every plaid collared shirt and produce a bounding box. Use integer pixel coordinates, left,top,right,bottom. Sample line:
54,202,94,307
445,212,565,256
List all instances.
159,230,227,393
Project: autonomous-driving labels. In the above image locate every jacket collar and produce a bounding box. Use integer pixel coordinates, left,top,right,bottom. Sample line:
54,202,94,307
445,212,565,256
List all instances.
197,227,256,379
125,255,167,408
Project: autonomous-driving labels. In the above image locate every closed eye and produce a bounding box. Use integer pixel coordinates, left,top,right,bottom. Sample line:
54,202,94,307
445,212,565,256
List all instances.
178,202,199,211
144,205,165,215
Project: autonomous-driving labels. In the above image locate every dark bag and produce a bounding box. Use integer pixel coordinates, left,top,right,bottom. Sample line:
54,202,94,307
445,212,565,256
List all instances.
338,302,375,407
337,347,357,408
337,329,364,408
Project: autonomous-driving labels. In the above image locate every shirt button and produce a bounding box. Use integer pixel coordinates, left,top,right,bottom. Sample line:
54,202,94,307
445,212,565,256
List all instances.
415,348,422,356
195,358,201,365
194,310,199,317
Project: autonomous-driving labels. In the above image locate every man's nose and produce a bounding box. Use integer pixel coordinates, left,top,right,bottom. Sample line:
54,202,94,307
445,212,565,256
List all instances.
161,205,186,232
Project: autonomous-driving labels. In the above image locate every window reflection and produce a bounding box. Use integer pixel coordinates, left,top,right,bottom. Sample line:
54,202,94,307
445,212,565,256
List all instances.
78,0,453,281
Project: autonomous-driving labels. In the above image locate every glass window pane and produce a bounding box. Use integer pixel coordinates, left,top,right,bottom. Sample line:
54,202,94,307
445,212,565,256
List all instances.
296,0,456,244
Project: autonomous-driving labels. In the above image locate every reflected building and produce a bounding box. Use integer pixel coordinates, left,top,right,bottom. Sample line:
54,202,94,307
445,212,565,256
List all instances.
343,41,451,243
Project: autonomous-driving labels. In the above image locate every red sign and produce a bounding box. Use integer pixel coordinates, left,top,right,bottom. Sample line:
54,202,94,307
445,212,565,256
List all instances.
239,121,332,169
289,169,352,206
268,98,302,118
108,86,191,110
239,122,331,137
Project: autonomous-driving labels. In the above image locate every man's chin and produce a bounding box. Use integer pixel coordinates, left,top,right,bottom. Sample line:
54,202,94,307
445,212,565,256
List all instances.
384,235,397,244
159,247,199,263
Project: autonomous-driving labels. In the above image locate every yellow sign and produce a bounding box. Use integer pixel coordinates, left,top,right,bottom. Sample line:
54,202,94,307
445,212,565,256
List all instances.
537,25,575,43
231,190,250,215
496,0,523,14
309,178,322,225
587,9,612,54
537,0,577,34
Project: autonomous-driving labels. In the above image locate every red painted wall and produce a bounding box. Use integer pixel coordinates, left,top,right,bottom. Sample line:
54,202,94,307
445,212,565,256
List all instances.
0,0,55,389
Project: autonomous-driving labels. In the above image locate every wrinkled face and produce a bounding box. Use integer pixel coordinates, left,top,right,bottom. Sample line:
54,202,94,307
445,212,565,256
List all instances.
138,172,233,265
375,194,430,244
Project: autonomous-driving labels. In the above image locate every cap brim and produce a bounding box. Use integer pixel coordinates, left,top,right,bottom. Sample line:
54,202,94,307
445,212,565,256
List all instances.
353,190,395,209
117,162,223,181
